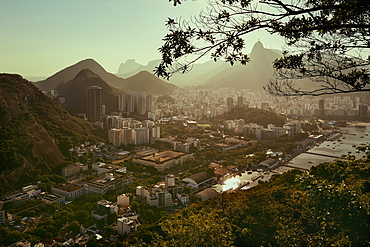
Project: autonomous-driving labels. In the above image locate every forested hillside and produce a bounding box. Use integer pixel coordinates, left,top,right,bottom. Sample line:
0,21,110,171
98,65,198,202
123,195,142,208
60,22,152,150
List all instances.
124,155,370,246
0,74,102,193
217,107,286,127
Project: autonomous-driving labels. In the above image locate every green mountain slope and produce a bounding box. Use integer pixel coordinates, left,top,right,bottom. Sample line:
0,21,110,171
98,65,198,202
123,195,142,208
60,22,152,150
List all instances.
0,74,101,193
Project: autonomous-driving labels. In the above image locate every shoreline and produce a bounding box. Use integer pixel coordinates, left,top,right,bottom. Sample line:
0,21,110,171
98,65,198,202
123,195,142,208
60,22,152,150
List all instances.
347,121,370,127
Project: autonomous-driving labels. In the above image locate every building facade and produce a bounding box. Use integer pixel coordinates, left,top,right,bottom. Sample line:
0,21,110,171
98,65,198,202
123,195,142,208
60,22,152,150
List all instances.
87,86,102,122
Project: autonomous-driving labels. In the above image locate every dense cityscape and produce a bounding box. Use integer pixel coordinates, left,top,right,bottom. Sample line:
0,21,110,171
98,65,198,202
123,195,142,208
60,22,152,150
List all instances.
1,83,369,246
1,0,370,246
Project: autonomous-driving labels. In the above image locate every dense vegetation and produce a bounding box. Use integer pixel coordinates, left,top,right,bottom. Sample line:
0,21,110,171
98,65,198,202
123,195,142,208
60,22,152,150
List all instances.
121,153,370,246
216,107,286,127
0,74,103,193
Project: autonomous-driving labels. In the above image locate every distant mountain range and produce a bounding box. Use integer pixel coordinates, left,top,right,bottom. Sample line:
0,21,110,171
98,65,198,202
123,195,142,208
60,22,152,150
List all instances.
34,59,177,95
201,41,281,90
116,58,231,87
116,41,283,90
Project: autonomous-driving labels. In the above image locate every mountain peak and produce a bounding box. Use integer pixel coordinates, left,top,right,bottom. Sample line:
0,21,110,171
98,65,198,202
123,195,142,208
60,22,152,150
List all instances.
251,41,265,54
74,68,99,79
76,58,102,67
117,59,142,75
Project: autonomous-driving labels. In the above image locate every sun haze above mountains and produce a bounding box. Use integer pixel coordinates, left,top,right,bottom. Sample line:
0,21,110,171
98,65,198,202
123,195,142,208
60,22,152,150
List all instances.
117,41,283,90
34,59,177,95
32,41,301,93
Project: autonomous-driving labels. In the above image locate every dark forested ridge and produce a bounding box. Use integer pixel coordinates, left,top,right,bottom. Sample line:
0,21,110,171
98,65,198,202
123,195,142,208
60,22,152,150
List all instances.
56,69,121,115
217,107,286,127
0,74,102,193
124,155,370,246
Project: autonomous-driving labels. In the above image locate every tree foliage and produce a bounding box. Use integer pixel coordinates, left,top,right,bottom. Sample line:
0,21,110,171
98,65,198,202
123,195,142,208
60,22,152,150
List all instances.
125,154,370,246
157,0,370,97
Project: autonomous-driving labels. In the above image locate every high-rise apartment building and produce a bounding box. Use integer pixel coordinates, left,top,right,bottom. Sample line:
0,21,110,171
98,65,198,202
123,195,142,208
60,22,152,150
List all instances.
127,94,135,113
319,99,325,116
359,104,368,117
210,106,217,118
122,127,133,145
138,94,146,115
237,96,244,108
118,93,126,112
87,86,102,122
108,128,122,147
133,128,150,145
146,94,153,112
227,97,234,112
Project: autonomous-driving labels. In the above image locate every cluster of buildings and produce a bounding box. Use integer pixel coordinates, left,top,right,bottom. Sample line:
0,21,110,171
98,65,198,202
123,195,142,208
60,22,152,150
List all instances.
133,150,194,172
84,86,154,123
67,141,106,158
136,175,181,208
1,162,133,222
317,98,369,117
90,194,140,235
105,116,161,146
56,83,369,129
153,88,369,120
7,194,141,247
223,119,302,140
135,172,216,208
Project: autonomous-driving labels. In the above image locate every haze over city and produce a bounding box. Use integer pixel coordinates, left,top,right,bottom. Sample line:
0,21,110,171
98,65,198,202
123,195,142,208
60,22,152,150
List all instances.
0,0,285,78
0,1,369,246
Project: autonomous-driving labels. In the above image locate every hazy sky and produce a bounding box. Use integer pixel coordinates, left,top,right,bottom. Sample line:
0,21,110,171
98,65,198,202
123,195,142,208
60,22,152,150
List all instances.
0,0,285,77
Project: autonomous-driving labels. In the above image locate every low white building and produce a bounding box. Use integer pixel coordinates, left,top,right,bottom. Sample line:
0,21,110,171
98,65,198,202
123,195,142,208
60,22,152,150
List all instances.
136,186,150,197
117,214,140,235
196,188,219,201
51,183,85,201
182,172,213,189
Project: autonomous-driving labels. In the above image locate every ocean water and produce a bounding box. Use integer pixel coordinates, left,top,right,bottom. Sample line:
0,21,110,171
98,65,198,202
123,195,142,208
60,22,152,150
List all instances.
214,125,369,192
281,125,370,171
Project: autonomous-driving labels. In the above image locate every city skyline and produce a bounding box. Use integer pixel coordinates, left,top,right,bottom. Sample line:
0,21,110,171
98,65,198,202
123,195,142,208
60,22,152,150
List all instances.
0,0,285,77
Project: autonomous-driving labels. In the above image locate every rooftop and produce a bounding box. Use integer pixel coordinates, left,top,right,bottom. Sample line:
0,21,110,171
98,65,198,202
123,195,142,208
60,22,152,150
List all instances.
54,183,83,192
140,150,186,164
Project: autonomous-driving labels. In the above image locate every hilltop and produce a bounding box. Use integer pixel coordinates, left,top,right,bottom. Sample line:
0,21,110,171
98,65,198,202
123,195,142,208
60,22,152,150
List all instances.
201,41,281,90
56,69,121,114
34,59,126,92
0,74,101,193
117,59,229,87
125,71,178,95
35,59,178,95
